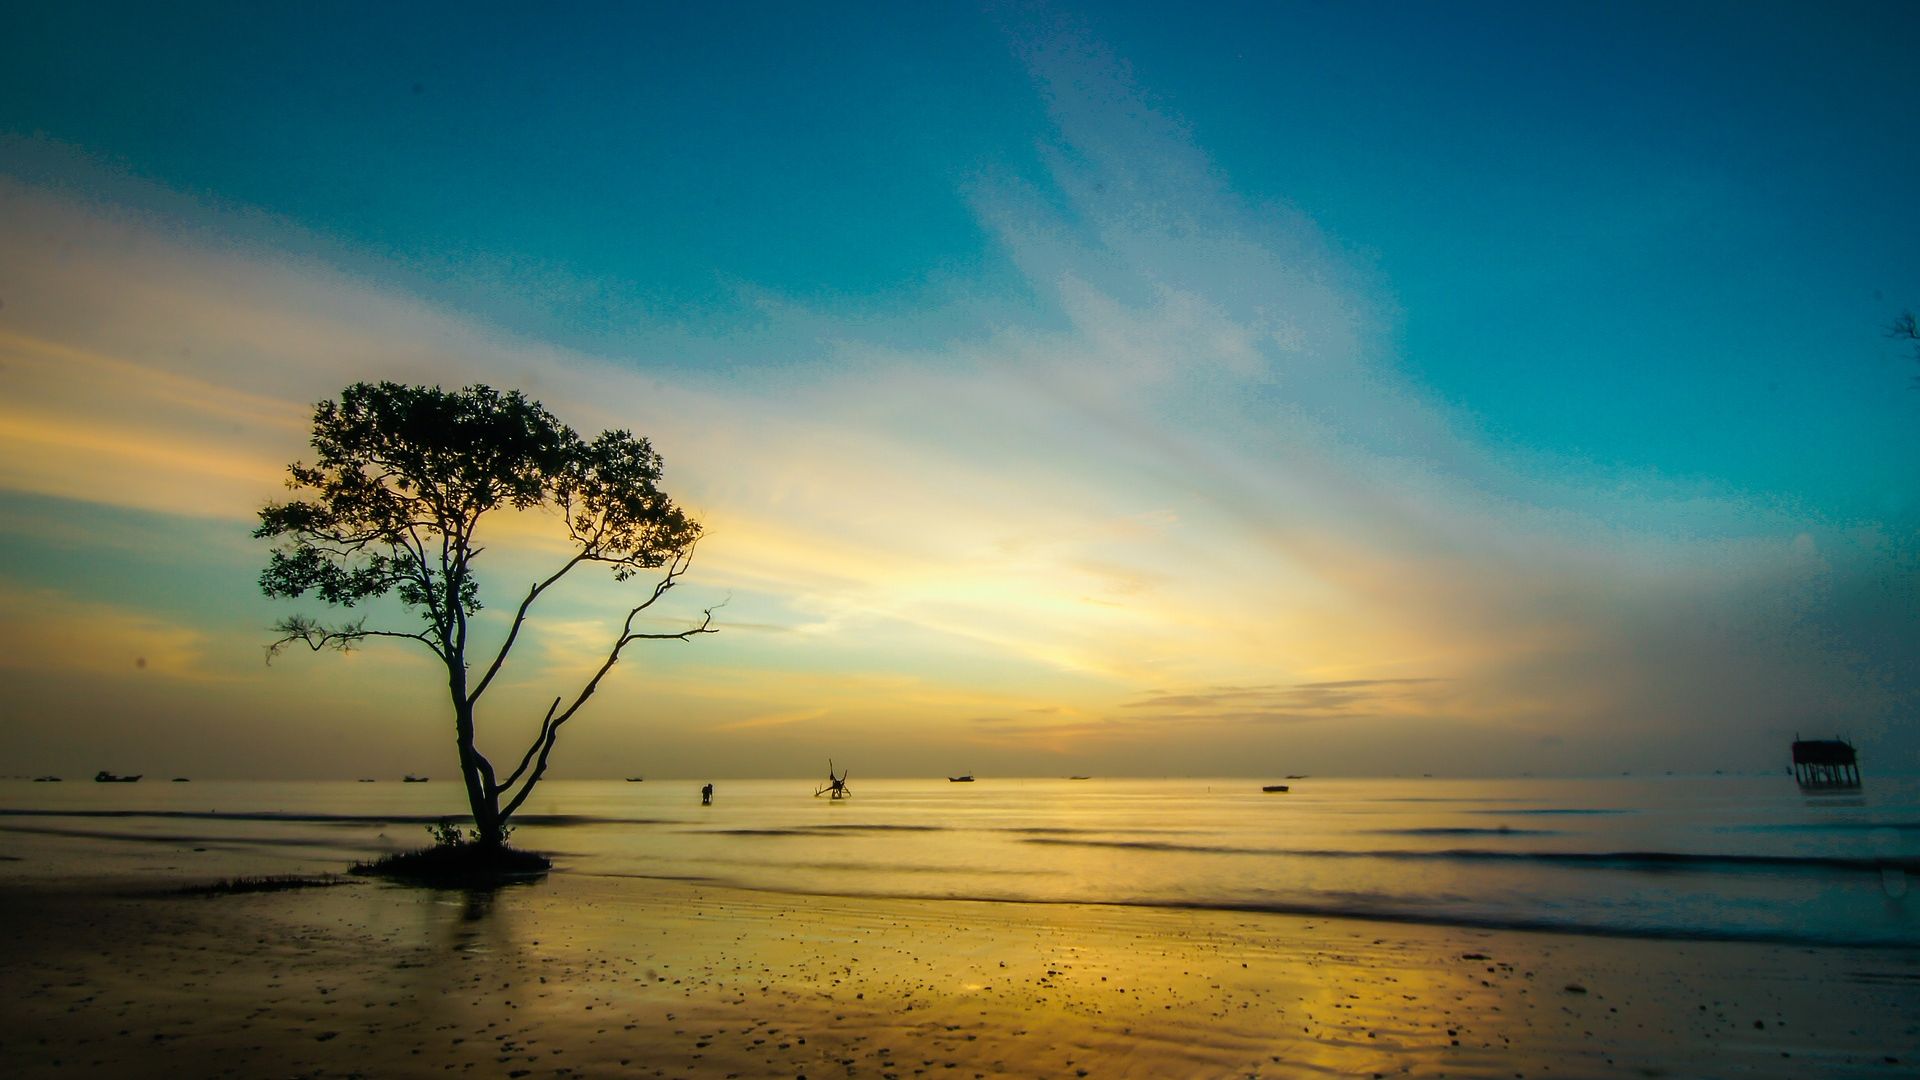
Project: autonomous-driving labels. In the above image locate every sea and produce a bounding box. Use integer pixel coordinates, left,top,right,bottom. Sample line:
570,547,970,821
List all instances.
2,774,1915,949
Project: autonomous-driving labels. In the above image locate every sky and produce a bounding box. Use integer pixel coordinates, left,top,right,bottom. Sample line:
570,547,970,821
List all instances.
1,1,1917,779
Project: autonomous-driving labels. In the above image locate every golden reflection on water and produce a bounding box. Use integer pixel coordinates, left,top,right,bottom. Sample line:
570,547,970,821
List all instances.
1,867,1909,1079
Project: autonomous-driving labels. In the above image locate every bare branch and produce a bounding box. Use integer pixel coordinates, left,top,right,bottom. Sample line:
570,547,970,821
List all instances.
620,604,721,644
264,615,445,664
467,552,590,707
497,696,563,795
497,551,718,821
399,518,445,639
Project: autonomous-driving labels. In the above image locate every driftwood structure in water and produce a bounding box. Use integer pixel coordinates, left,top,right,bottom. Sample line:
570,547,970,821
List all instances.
1791,737,1860,789
815,760,851,799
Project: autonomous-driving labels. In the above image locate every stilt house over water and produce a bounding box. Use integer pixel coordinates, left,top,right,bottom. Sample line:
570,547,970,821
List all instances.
1791,736,1860,789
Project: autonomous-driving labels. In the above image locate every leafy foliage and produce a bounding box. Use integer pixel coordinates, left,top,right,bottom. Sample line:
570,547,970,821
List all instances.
427,818,468,848
427,818,513,848
256,383,697,652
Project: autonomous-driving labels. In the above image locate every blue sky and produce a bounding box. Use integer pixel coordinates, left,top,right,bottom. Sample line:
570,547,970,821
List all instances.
11,1,1916,516
1,2,1917,777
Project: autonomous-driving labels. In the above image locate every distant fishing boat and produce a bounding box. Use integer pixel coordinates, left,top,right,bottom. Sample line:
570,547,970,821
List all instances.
171,777,190,782
402,774,428,783
948,774,975,782
1261,784,1290,793
1067,775,1091,780
625,776,645,782
32,775,61,782
94,771,140,783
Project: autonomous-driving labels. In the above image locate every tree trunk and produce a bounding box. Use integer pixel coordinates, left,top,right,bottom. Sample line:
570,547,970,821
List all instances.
449,674,506,848
471,797,505,848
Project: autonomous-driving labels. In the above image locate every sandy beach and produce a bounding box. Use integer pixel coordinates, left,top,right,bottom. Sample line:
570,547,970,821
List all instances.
2,864,1915,1079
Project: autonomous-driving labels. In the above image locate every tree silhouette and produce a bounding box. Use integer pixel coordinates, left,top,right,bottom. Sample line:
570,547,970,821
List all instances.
1895,311,1920,383
257,382,713,848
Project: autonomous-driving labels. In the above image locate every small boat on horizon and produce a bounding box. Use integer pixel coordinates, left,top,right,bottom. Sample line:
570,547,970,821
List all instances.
948,774,975,782
1261,784,1290,793
33,775,61,782
171,777,190,782
625,777,645,782
1067,775,1091,780
94,771,140,783
402,774,428,783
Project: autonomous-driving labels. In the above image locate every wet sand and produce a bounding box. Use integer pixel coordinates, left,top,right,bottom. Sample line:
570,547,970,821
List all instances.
1,868,1915,1078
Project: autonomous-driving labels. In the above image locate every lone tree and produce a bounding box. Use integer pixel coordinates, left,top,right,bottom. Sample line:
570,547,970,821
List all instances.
257,382,713,850
1895,311,1920,381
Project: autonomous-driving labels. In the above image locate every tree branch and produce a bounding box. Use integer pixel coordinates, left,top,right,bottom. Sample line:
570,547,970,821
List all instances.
399,518,446,640
264,616,445,664
440,517,467,662
496,696,562,795
467,551,590,707
496,549,716,821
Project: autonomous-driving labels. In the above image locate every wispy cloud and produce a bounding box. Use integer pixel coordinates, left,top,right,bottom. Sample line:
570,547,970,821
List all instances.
0,582,222,683
1123,679,1454,724
715,706,829,733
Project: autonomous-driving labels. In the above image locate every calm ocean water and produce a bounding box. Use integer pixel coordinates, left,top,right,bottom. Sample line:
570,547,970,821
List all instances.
3,774,1915,948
